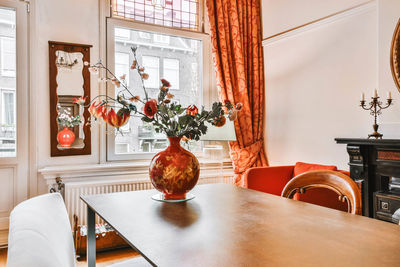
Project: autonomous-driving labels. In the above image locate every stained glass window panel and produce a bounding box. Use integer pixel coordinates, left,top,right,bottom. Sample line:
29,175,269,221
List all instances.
112,0,199,31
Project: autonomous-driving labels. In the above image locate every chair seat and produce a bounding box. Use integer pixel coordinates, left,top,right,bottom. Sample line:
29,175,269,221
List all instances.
108,256,152,267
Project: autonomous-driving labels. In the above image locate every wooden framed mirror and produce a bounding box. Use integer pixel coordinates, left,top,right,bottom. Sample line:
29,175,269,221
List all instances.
391,19,400,93
49,41,92,157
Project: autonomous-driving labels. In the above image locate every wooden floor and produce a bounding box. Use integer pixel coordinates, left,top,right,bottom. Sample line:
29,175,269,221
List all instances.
0,247,140,267
0,231,8,249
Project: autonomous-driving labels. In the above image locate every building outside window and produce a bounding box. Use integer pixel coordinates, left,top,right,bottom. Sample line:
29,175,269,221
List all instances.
115,52,130,86
142,56,160,89
1,37,15,77
163,58,179,90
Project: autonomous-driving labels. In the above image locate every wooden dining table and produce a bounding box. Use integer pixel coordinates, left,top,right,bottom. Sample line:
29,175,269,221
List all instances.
81,183,400,267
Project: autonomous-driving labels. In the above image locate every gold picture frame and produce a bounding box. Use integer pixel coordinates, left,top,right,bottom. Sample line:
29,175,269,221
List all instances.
391,19,400,92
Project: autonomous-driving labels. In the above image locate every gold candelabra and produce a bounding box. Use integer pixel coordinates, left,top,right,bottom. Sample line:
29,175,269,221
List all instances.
360,89,393,139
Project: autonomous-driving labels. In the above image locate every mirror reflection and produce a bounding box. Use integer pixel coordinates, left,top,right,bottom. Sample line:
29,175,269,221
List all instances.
55,51,85,149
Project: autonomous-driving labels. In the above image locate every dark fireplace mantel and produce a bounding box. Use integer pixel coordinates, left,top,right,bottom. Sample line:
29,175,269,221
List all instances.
335,138,400,219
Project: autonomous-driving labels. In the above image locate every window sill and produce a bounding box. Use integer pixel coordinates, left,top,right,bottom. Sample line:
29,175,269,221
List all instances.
38,158,234,186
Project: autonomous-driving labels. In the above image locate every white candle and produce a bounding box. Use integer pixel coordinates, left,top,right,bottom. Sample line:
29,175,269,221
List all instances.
374,89,378,98
361,92,365,101
388,91,392,99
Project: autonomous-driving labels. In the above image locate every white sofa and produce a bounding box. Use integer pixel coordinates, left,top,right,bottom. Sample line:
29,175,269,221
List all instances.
7,193,151,267
7,193,75,267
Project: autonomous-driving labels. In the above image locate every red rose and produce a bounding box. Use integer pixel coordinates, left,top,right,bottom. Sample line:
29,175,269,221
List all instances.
161,78,171,88
186,105,199,116
144,99,158,118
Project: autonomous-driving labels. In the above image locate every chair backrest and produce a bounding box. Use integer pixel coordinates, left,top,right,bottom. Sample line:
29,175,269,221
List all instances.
281,170,362,215
7,193,75,267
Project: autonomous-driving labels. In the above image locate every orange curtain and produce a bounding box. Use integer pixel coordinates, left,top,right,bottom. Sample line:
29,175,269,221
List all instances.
206,0,268,187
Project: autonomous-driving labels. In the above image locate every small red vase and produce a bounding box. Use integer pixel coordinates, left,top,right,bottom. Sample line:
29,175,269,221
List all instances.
57,127,75,148
149,136,200,200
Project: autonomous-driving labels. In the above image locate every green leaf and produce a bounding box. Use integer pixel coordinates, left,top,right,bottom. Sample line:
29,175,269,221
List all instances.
141,116,153,122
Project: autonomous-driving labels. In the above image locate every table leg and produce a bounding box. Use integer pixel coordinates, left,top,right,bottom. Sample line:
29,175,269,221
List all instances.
87,206,96,267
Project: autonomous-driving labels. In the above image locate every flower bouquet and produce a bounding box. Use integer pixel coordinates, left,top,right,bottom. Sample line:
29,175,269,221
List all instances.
81,46,241,201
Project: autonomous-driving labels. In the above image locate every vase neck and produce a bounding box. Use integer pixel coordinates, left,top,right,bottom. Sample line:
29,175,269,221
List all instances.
63,126,69,130
168,136,182,148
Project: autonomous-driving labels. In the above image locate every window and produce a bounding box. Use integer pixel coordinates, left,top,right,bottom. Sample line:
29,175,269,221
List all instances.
115,52,130,86
142,56,160,88
0,7,17,158
163,58,179,89
107,0,209,160
1,37,16,77
109,25,205,160
1,91,15,125
115,143,130,154
112,0,200,31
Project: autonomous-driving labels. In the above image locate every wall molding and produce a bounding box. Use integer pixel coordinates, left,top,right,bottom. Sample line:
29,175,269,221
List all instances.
262,0,377,47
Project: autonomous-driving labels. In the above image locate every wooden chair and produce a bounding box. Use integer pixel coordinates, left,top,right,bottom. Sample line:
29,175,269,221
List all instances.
281,170,362,215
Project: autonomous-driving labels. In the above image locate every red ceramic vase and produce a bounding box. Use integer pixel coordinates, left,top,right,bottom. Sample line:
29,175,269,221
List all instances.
149,136,200,200
57,127,75,148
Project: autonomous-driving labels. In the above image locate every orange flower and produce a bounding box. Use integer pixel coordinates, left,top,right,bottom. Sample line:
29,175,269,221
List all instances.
138,67,145,72
213,116,226,127
144,99,158,119
228,109,238,121
130,60,137,69
73,96,87,105
89,101,107,121
166,93,174,99
141,73,149,80
106,108,130,128
164,99,171,104
111,78,121,87
182,135,191,142
186,105,198,116
129,96,140,102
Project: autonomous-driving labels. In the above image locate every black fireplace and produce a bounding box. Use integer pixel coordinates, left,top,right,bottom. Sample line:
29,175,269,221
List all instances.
335,138,400,223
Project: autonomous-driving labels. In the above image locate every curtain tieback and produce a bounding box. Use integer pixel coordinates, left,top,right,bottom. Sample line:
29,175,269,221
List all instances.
230,139,264,174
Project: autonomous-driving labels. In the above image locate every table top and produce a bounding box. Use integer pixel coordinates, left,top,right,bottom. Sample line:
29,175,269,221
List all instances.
81,184,400,267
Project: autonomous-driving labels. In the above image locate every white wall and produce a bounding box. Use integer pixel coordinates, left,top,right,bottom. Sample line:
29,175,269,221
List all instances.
263,0,400,169
32,0,101,193
262,0,372,39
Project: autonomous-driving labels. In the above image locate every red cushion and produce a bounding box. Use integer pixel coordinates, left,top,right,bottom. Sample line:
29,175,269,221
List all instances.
245,166,294,196
293,162,337,177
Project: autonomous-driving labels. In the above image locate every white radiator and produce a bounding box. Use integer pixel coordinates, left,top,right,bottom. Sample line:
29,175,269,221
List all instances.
64,176,235,226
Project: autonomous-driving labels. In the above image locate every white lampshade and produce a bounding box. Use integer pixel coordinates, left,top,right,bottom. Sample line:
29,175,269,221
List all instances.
200,119,236,141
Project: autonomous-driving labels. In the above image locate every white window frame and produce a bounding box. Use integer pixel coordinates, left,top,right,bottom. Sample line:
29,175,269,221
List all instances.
106,17,212,161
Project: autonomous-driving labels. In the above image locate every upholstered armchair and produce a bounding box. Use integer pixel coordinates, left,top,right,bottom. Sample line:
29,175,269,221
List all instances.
244,162,354,212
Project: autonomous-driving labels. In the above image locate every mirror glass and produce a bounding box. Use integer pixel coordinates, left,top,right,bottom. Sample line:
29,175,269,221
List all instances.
55,50,85,149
